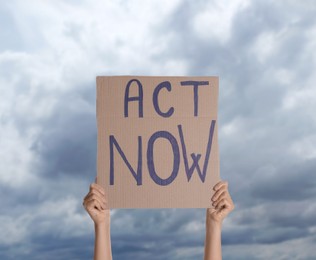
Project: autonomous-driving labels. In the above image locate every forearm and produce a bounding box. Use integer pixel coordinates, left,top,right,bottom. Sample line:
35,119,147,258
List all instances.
94,221,112,260
203,221,222,260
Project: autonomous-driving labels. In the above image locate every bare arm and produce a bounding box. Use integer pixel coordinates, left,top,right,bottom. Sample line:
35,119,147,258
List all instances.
204,215,222,260
204,181,234,260
94,219,112,260
83,178,113,260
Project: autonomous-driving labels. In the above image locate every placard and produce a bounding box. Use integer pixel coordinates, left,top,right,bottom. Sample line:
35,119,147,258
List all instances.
96,76,220,208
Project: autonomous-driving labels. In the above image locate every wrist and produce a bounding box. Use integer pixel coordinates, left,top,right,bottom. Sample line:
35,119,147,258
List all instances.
206,219,222,231
95,220,110,231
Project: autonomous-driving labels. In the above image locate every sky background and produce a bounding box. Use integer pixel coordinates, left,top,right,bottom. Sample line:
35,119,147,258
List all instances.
0,0,316,259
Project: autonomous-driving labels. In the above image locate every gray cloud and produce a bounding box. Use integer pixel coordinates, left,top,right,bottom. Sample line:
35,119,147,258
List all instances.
1,0,316,259
29,85,97,180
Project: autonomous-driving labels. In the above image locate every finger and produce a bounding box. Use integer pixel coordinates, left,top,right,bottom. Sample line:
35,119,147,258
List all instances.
90,200,102,212
84,198,101,211
91,182,106,195
219,206,230,217
219,200,234,216
215,198,231,210
90,183,106,196
212,191,227,207
211,186,227,201
214,187,232,205
89,186,106,202
213,180,228,191
84,191,106,208
84,192,106,208
207,208,216,216
83,192,90,201
84,185,103,200
85,191,106,205
85,197,103,211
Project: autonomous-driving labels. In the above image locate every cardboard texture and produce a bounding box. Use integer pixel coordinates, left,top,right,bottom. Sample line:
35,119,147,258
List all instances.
96,76,220,208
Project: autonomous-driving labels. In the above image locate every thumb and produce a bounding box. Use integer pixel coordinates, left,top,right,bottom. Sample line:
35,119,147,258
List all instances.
207,208,217,215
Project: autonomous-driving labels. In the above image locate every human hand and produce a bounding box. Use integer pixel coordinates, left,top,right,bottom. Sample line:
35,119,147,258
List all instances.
206,180,234,226
83,177,110,226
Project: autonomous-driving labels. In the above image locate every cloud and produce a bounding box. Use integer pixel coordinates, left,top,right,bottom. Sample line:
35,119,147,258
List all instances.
193,0,250,43
1,0,316,259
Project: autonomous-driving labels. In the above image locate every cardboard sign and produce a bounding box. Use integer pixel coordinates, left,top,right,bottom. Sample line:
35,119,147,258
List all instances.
96,76,220,208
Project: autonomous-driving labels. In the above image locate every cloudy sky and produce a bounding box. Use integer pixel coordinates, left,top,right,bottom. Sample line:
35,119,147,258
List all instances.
1,0,316,259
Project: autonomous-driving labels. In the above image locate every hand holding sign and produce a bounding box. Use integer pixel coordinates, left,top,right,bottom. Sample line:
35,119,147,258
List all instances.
207,180,235,225
83,177,110,226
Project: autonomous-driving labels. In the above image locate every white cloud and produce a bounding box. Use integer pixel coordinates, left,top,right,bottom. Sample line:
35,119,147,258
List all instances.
35,196,91,238
0,196,92,246
1,0,316,259
182,220,204,233
0,121,38,187
193,0,250,43
221,117,243,136
252,31,279,64
290,135,316,160
0,214,31,245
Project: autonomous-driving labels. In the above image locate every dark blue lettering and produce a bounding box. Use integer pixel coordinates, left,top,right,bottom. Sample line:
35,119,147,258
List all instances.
178,120,216,182
124,79,143,117
109,135,142,185
153,81,174,117
147,131,180,186
180,81,209,116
